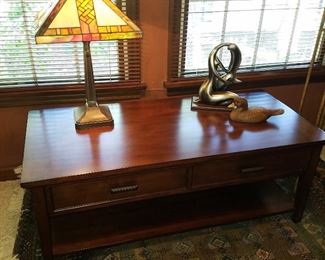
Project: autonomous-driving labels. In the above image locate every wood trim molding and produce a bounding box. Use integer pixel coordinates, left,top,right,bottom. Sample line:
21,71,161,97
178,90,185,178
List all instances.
164,67,325,96
0,167,19,181
0,82,147,107
167,0,190,80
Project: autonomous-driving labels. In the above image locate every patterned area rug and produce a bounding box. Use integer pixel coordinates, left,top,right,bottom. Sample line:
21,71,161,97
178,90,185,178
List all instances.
14,174,325,260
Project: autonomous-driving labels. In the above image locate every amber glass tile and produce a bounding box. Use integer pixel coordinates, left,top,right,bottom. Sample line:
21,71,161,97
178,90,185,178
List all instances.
61,28,69,35
72,28,81,34
44,29,57,36
98,27,107,33
110,26,118,33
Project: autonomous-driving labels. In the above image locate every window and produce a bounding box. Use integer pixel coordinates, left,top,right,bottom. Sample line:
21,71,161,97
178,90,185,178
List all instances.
0,0,141,88
169,0,325,81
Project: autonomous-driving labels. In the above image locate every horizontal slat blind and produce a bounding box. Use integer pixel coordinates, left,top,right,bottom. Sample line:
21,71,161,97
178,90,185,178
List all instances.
169,0,325,80
0,0,141,88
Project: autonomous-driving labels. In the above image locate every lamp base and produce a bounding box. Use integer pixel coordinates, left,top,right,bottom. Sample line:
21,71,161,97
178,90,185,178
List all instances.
191,96,235,112
74,104,114,130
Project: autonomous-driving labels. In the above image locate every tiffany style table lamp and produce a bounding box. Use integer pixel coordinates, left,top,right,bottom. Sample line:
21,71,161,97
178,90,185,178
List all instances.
35,0,142,129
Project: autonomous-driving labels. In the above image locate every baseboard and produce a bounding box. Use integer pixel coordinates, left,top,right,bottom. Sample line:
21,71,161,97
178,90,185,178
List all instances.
0,167,20,181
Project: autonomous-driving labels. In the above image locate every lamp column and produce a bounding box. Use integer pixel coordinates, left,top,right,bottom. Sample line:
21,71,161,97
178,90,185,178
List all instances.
74,42,114,129
83,41,97,107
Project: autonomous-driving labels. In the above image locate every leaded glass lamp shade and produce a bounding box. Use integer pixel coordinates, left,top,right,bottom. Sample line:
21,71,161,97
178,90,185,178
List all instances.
35,0,142,129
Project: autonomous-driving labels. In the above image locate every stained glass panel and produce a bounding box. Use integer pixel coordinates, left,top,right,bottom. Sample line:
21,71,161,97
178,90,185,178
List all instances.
35,0,142,43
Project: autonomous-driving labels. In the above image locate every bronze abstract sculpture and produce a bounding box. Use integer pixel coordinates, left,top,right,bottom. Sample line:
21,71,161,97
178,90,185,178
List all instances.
198,43,242,107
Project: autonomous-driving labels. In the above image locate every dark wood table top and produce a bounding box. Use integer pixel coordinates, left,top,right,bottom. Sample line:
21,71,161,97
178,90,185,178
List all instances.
21,91,325,187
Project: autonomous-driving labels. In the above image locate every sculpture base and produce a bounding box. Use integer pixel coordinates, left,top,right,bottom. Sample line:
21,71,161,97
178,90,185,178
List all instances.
191,96,235,112
74,104,114,130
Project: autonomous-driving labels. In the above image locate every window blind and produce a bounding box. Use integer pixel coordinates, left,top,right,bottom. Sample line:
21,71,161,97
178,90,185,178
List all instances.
169,0,325,80
0,0,141,88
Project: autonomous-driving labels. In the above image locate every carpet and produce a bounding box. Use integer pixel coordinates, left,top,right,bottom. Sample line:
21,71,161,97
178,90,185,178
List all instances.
14,174,325,260
0,180,24,260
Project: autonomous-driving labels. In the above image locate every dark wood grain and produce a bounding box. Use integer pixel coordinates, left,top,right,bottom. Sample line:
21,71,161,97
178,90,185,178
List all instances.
192,147,310,189
20,91,325,259
31,187,53,259
165,68,325,95
293,145,323,222
0,82,146,107
51,181,294,255
50,166,188,212
21,91,325,187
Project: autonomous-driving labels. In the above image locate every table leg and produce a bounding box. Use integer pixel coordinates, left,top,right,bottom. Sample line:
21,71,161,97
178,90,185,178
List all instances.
292,146,322,222
31,187,53,260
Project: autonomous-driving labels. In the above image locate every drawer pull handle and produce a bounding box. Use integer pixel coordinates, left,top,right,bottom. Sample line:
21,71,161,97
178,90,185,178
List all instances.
110,185,138,194
241,166,265,174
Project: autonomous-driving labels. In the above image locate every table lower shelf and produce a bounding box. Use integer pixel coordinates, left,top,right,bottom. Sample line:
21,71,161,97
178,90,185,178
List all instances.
51,180,294,256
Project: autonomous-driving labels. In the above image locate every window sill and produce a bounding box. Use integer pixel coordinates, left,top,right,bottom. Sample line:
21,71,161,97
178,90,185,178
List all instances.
0,82,146,107
164,68,325,96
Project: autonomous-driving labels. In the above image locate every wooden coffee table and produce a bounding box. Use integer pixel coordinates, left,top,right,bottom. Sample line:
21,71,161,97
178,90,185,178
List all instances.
21,91,325,259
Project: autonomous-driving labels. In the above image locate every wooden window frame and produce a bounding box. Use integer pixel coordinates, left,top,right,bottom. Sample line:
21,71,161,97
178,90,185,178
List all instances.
165,0,325,96
0,82,146,107
0,0,145,107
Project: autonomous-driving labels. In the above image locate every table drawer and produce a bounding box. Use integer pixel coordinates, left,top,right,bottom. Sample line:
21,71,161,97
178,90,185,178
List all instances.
192,148,309,189
50,167,188,211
